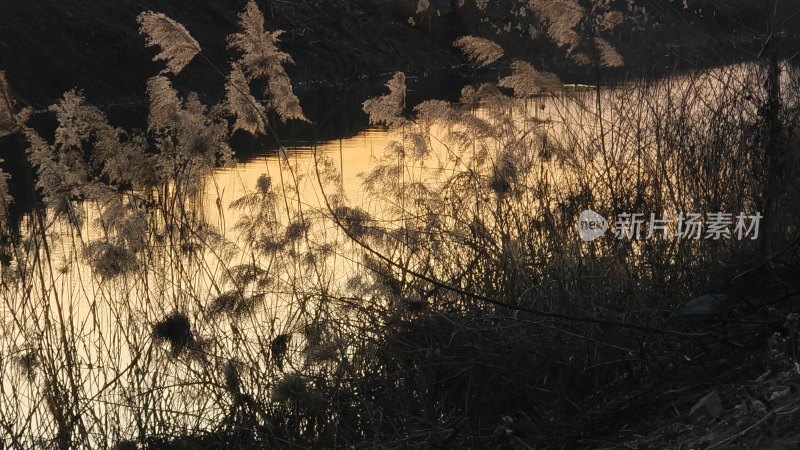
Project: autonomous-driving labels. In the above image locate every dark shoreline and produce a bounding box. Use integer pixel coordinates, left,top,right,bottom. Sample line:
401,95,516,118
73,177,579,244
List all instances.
2,0,797,109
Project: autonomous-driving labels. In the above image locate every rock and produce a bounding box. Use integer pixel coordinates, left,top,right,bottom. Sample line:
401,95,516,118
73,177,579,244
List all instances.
690,390,724,420
675,293,730,322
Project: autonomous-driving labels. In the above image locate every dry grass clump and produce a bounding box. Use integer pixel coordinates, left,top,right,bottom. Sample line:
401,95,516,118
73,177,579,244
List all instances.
207,290,263,317
269,333,292,370
84,240,137,278
16,349,39,381
152,312,196,357
271,372,306,403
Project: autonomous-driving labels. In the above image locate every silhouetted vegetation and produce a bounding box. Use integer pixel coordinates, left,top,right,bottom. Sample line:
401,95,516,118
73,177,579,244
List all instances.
2,1,800,449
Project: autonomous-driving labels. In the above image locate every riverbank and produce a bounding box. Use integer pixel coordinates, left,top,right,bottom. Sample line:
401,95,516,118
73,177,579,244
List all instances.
0,0,462,109
2,0,798,110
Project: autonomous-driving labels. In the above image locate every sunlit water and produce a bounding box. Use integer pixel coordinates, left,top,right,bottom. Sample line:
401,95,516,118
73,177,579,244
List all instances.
2,61,797,447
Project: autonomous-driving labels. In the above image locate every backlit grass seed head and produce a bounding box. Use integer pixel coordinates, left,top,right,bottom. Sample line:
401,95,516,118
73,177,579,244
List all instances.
138,11,201,74
146,75,180,131
49,89,109,149
304,340,342,364
345,274,367,294
333,206,373,239
223,360,241,394
152,312,196,357
595,37,624,67
260,236,286,254
302,322,324,347
208,290,245,316
284,219,309,242
270,333,292,370
460,85,480,108
229,263,267,286
414,99,456,125
363,72,407,128
85,240,137,278
453,36,504,68
272,372,307,402
300,250,317,268
409,132,431,159
228,2,292,78
119,209,150,253
17,350,39,381
599,11,624,31
528,0,584,52
476,83,511,110
0,71,32,137
499,61,563,97
228,1,307,122
209,291,263,317
225,64,268,135
257,174,271,193
489,159,518,197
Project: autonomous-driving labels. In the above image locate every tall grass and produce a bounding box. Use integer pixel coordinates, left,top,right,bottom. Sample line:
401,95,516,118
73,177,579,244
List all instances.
1,4,800,449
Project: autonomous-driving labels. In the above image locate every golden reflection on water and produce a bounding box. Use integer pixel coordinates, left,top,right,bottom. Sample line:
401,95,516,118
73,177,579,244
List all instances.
3,61,792,447
208,128,391,238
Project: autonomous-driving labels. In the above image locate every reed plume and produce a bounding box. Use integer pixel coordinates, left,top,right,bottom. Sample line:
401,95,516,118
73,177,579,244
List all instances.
138,12,201,74
528,0,584,52
453,36,504,67
0,71,31,137
363,72,407,128
499,60,563,96
228,1,307,122
225,64,268,135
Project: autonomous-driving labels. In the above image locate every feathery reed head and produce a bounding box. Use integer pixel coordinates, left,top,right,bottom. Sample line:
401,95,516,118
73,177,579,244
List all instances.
138,12,201,74
153,312,195,357
0,71,31,137
272,372,307,402
85,240,137,278
270,333,292,370
499,61,563,97
228,1,307,122
528,0,584,52
453,36,504,68
225,64,268,135
16,349,39,381
363,72,407,128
